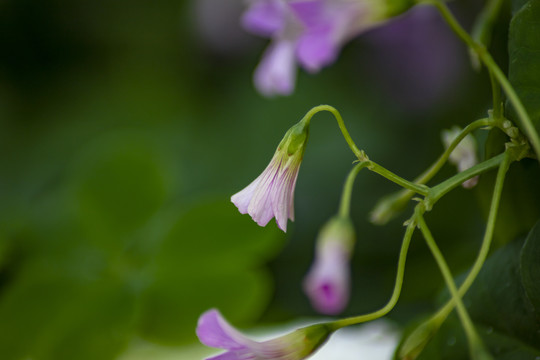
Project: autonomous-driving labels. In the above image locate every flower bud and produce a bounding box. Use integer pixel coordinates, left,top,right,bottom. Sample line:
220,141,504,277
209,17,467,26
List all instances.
303,216,355,315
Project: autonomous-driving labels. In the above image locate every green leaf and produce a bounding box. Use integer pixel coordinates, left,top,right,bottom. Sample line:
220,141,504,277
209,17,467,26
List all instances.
520,220,540,322
70,132,169,250
507,0,540,132
138,200,284,345
405,222,540,359
0,270,137,360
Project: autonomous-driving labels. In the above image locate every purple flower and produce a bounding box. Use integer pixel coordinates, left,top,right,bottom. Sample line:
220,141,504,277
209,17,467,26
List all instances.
442,127,478,189
231,120,309,232
242,0,409,96
196,309,333,360
303,217,355,315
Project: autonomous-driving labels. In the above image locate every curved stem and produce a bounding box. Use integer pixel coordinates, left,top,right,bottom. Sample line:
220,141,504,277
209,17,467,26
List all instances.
339,162,369,217
370,118,492,224
427,152,505,208
300,105,366,160
429,151,511,324
416,209,488,359
420,0,540,159
329,217,416,330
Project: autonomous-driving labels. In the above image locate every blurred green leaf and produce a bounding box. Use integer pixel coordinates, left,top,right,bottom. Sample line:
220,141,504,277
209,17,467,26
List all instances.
138,200,284,345
0,269,137,360
71,132,169,248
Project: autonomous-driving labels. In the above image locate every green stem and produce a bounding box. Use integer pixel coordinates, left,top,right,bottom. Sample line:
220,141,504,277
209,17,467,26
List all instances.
420,0,540,160
489,71,503,120
366,161,429,196
471,0,506,49
416,118,493,185
370,119,491,224
301,105,366,160
329,217,416,330
429,151,511,325
339,162,369,217
415,208,488,359
427,152,505,208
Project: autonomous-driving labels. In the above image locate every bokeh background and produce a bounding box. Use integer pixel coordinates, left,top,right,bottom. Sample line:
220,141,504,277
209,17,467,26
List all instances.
0,0,511,358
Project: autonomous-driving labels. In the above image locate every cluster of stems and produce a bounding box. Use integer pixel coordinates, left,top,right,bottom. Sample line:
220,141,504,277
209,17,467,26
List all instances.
297,1,537,358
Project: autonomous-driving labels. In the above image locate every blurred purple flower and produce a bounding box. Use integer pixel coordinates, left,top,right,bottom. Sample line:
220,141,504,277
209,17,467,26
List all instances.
231,120,309,232
361,5,465,112
196,309,332,360
242,0,392,96
304,217,355,315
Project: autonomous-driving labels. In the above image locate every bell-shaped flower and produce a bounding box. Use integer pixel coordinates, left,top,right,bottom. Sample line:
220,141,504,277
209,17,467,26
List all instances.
303,217,355,315
231,119,309,232
242,0,414,96
196,309,333,360
442,126,479,188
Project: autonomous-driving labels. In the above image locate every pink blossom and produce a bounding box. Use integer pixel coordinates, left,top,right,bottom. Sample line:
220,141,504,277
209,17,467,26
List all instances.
231,120,309,232
196,309,332,360
242,0,402,96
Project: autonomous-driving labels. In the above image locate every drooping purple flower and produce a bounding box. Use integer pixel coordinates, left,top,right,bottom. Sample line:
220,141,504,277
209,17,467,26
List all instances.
303,217,355,315
442,126,479,189
196,309,333,360
241,0,411,96
231,119,309,232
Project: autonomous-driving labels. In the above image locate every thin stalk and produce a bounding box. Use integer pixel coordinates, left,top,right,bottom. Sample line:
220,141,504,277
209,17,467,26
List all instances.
301,105,366,160
329,217,417,330
419,0,540,159
427,152,505,207
339,162,369,217
366,161,429,196
370,118,491,224
429,151,511,323
416,209,489,359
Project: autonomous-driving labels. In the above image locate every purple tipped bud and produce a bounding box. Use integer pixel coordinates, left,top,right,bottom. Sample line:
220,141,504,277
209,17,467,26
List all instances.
303,217,355,315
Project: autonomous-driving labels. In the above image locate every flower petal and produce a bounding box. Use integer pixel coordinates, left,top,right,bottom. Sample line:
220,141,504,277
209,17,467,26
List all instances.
241,0,287,37
272,163,299,231
247,158,281,227
196,309,250,350
231,173,263,214
254,39,297,97
206,350,251,360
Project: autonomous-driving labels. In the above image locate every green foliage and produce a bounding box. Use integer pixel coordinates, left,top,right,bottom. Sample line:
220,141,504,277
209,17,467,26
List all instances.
481,0,540,247
409,221,540,359
138,201,283,344
507,0,540,131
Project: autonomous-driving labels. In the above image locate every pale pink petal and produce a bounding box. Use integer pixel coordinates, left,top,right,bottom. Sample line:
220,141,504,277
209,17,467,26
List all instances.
231,173,263,214
248,161,281,227
272,164,298,231
196,309,249,350
254,39,297,97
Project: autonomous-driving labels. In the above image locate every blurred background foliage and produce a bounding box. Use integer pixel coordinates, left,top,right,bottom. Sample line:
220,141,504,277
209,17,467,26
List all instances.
0,0,534,359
